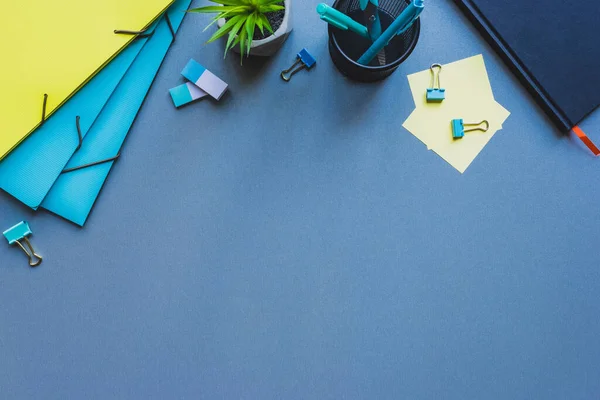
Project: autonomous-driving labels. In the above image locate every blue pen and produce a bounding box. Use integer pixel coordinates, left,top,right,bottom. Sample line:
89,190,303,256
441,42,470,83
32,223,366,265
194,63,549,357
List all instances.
317,3,370,39
357,0,424,65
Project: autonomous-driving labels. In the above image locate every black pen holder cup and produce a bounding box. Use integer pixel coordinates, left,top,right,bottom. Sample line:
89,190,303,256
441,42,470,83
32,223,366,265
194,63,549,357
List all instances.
328,0,420,82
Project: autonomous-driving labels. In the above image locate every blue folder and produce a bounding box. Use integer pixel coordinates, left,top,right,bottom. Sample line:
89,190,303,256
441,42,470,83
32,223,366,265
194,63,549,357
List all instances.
41,0,192,226
0,36,148,209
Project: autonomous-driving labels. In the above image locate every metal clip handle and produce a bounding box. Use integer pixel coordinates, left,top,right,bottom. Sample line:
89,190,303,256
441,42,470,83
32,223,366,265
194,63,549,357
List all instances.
14,238,43,267
463,120,489,133
430,63,442,90
280,58,305,82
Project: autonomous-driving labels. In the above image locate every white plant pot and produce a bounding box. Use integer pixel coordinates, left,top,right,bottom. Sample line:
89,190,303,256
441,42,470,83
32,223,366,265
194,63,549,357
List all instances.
217,0,292,57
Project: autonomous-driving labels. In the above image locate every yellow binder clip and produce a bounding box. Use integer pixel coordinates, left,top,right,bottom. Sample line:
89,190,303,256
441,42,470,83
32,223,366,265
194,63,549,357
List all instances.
3,221,43,267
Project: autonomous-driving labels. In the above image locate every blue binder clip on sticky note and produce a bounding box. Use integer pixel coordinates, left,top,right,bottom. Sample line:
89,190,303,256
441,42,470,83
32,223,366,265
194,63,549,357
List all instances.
181,59,228,100
451,119,489,139
281,48,316,82
426,63,445,103
169,82,208,108
3,221,42,267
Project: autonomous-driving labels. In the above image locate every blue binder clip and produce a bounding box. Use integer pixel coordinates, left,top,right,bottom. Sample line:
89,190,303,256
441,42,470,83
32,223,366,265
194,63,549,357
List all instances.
3,221,43,267
426,63,445,103
451,119,489,139
281,48,316,82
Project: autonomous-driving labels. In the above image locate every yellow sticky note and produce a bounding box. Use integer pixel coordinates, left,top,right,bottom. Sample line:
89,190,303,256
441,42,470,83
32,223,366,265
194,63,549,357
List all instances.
403,97,509,149
0,0,173,160
402,55,511,172
407,54,495,109
404,101,510,173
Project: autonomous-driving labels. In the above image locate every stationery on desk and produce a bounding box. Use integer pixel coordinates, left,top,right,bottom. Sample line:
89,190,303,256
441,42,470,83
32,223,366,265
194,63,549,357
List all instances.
41,0,192,226
317,3,370,39
360,0,382,41
170,83,208,108
181,60,229,101
280,49,317,82
426,64,445,103
403,55,510,173
0,0,174,161
357,0,424,65
451,119,489,139
453,0,600,155
0,37,149,210
3,221,43,267
0,0,596,235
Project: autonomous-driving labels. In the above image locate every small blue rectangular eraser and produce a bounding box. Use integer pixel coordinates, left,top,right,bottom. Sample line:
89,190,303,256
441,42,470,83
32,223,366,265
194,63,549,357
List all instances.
3,221,33,245
181,59,228,100
451,119,465,139
181,59,206,83
169,82,208,108
426,88,445,102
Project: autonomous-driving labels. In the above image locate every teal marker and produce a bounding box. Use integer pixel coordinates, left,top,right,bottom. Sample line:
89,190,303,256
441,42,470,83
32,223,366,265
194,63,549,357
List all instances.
316,3,370,39
357,0,424,65
360,0,382,42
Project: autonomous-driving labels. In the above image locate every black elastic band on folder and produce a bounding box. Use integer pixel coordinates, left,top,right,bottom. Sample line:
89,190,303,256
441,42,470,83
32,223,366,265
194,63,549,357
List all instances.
165,13,175,41
114,27,153,39
114,13,175,41
41,94,48,124
62,153,120,174
75,116,83,151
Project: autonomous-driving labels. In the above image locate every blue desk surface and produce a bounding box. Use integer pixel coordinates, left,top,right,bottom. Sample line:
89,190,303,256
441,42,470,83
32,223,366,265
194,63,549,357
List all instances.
1,1,599,398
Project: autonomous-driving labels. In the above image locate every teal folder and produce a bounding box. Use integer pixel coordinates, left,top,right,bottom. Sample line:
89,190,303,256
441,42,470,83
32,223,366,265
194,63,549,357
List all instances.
0,36,148,209
41,0,191,226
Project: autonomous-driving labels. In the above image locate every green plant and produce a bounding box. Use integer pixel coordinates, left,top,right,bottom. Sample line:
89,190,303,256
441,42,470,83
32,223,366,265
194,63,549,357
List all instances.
188,0,285,60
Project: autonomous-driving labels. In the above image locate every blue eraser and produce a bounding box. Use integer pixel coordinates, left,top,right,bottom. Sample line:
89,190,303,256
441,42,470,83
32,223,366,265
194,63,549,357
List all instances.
426,88,445,102
3,221,33,245
169,82,207,108
181,59,228,100
181,59,206,83
451,119,465,139
298,49,316,69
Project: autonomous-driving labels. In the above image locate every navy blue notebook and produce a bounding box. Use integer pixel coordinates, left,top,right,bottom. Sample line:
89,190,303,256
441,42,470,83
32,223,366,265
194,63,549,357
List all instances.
453,0,600,133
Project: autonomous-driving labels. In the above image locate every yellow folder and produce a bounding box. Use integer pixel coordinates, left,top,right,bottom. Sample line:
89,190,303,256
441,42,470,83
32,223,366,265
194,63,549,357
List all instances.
0,0,173,160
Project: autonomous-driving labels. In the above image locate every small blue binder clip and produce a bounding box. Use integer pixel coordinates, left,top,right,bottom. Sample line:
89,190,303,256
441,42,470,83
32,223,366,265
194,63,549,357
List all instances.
426,63,445,103
281,48,316,82
3,221,43,267
451,119,489,139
